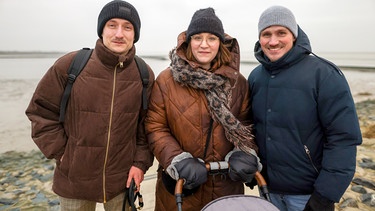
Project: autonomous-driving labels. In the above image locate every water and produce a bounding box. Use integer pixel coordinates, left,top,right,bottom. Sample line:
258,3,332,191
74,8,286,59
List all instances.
1,57,58,80
0,56,258,80
1,52,374,81
2,53,374,104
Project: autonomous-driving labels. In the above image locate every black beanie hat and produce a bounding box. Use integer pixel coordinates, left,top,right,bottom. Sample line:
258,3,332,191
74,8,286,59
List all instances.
186,8,225,43
97,0,141,43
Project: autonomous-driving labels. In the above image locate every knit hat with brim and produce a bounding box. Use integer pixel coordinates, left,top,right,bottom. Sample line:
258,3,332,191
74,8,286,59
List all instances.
258,5,298,38
186,7,225,42
97,0,141,43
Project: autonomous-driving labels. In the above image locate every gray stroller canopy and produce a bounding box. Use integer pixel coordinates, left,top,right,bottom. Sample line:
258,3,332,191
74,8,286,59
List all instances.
201,195,279,211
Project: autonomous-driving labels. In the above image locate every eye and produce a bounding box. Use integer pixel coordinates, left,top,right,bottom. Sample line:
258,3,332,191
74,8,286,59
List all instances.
107,22,117,29
124,24,133,31
261,32,271,37
191,35,203,42
208,36,218,42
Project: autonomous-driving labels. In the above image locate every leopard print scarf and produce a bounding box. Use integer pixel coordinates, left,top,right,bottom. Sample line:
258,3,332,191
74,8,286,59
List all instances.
169,48,257,154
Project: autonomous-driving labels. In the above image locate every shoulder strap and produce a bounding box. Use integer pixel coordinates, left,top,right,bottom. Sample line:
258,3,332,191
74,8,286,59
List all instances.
203,118,214,159
134,55,150,110
59,48,93,123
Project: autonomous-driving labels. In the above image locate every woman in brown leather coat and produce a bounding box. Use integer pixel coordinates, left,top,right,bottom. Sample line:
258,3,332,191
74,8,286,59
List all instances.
145,8,261,211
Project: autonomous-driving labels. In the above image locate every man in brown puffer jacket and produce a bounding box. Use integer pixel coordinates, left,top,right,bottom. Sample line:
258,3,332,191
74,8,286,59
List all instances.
25,1,154,210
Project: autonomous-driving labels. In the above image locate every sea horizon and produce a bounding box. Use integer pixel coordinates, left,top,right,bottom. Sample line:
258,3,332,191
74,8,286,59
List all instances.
1,51,374,70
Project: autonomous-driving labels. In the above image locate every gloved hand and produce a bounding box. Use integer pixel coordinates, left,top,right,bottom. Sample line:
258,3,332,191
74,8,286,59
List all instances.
304,192,334,211
226,150,258,183
174,157,207,189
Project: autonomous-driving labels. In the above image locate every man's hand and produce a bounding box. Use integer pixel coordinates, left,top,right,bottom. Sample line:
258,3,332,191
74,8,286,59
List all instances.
127,166,144,192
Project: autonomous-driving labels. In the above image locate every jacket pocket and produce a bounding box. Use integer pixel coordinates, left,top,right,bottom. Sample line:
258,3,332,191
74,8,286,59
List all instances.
67,144,104,182
57,139,73,177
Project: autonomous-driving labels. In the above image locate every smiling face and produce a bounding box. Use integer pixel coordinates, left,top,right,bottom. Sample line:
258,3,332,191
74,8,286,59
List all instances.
259,25,296,62
102,18,135,55
189,32,220,70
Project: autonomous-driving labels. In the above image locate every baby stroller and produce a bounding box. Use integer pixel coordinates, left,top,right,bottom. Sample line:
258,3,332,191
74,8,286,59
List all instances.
174,161,278,211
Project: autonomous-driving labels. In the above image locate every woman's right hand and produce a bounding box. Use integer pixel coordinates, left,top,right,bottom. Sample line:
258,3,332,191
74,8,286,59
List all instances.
174,157,207,189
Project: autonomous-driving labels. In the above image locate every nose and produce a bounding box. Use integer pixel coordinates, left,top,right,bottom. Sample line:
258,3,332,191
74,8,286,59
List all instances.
268,35,280,46
115,27,124,38
200,39,209,47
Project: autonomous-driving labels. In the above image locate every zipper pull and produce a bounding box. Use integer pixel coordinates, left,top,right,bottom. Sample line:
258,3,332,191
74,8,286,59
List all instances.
304,145,319,173
304,145,310,155
119,62,124,68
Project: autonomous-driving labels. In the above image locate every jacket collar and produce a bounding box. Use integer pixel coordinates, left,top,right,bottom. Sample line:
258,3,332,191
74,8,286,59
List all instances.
95,39,136,70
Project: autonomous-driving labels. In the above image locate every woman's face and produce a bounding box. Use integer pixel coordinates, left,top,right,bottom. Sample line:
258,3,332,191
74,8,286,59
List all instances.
190,33,220,70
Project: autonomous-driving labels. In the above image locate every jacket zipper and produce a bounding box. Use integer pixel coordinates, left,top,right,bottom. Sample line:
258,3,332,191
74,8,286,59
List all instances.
304,145,319,173
103,63,119,202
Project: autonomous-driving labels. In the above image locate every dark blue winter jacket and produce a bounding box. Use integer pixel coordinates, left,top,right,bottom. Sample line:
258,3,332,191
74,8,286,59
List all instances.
248,26,362,202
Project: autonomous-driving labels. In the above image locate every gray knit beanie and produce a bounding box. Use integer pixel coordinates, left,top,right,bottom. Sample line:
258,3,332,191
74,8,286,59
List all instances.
258,5,298,38
186,8,225,42
97,0,141,43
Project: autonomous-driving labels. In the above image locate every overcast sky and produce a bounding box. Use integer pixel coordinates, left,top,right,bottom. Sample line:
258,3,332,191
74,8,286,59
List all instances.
1,0,374,57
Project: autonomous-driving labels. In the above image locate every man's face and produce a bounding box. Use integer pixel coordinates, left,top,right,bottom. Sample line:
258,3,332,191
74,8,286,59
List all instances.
259,25,296,62
102,18,135,55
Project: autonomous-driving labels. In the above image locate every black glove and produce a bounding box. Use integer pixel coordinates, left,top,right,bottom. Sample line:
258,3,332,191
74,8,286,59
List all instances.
174,157,207,189
227,151,258,183
304,192,334,211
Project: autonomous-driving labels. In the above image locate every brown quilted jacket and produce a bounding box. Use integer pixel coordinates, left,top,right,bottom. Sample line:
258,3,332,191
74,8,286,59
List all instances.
25,39,154,202
145,32,252,211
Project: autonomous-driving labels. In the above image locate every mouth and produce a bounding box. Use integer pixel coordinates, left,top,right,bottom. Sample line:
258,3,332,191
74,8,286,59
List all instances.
198,51,210,55
268,47,282,51
113,40,125,45
267,47,284,55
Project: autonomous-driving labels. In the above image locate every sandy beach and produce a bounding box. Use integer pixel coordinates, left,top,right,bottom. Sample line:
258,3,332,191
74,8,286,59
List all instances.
1,67,375,210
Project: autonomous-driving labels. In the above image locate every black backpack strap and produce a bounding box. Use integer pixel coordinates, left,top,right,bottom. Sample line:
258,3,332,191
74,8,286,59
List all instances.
134,55,150,110
59,48,93,123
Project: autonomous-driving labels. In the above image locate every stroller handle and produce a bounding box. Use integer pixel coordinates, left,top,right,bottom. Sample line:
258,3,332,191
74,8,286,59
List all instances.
175,160,229,195
175,161,271,210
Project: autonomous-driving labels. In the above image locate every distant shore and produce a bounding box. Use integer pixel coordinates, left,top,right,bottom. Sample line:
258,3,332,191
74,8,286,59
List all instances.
1,51,374,70
0,51,169,61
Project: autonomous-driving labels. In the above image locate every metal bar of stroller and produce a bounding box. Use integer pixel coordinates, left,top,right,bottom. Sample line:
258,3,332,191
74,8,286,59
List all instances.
175,178,184,211
174,161,270,211
254,171,271,201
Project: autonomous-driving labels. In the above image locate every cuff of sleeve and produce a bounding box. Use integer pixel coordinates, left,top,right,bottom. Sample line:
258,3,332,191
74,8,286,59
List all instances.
132,162,147,173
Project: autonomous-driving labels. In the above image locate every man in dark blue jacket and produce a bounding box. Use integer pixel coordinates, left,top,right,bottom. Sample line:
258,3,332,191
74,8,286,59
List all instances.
248,5,362,211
